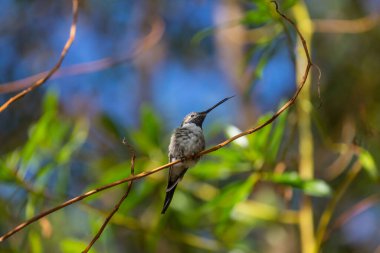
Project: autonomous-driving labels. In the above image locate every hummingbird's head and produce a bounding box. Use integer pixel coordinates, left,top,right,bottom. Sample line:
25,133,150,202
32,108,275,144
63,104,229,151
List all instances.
181,112,206,127
180,96,234,128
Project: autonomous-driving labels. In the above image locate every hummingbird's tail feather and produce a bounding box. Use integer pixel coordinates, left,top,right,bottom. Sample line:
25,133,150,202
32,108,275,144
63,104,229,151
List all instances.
166,177,181,192
161,184,177,214
161,167,188,214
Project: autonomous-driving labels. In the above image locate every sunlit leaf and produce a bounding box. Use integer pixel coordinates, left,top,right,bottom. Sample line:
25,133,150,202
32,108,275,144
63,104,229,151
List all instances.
29,231,42,253
242,9,272,26
60,239,97,253
359,149,378,179
242,0,277,26
225,125,249,147
302,180,331,197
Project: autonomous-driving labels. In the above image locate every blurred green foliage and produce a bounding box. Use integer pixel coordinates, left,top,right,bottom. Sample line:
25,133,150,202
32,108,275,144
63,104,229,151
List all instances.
0,92,336,252
1,0,380,252
0,92,89,252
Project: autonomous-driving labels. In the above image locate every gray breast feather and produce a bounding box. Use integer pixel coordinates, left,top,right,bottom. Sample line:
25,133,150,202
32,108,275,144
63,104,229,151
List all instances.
168,126,205,161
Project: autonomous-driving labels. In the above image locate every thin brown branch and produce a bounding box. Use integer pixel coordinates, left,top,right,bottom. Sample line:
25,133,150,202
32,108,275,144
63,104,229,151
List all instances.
0,0,79,113
0,159,181,242
0,19,165,94
0,2,314,242
82,140,136,253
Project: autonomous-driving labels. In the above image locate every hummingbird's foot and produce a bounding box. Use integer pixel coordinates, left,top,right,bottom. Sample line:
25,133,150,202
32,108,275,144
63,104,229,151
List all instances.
189,152,199,160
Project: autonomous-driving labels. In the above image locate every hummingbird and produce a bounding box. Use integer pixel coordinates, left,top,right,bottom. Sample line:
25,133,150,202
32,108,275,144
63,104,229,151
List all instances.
161,96,234,214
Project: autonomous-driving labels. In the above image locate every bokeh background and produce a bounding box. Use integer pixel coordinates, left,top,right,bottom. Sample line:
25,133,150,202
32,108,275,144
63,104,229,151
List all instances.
1,0,380,252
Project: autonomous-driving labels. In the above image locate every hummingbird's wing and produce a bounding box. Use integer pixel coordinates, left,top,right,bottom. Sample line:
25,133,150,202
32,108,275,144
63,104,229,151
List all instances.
166,165,188,192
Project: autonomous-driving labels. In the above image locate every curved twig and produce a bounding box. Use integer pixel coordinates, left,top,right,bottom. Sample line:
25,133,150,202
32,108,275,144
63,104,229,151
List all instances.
0,0,79,113
0,2,314,242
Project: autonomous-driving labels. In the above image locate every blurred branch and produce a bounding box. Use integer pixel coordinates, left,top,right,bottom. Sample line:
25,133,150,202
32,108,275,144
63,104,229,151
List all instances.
8,167,54,199
326,194,380,239
0,0,79,113
244,15,379,44
0,1,316,242
82,139,136,253
0,19,165,95
291,1,316,252
313,14,380,34
314,160,362,253
234,200,299,224
167,230,222,251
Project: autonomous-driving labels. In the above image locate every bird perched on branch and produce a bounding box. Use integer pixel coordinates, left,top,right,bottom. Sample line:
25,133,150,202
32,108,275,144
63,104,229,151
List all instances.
161,96,234,214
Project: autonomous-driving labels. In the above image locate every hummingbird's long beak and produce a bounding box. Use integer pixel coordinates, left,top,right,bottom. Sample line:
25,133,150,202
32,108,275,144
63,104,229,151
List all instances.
199,95,234,115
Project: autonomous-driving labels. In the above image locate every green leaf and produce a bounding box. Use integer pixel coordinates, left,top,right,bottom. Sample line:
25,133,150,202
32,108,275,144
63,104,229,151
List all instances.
29,231,42,253
120,179,158,212
241,1,274,26
99,113,124,138
132,105,164,153
249,114,272,155
266,108,288,163
200,173,260,233
359,149,378,179
56,119,89,164
191,27,215,45
141,105,162,145
265,172,331,197
255,44,277,79
242,9,272,26
302,180,331,197
192,160,249,180
266,171,302,186
43,90,59,115
25,196,36,219
282,0,299,9
60,239,97,253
